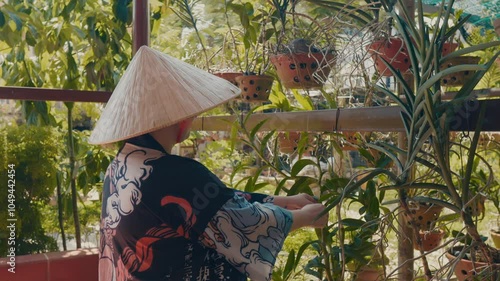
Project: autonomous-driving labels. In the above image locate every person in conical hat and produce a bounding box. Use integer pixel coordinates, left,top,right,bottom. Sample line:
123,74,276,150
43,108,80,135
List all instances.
92,46,327,281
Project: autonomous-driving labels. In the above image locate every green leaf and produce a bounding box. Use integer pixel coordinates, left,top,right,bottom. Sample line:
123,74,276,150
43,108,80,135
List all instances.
114,0,129,23
249,119,267,142
341,218,365,227
292,90,313,110
288,176,314,195
291,159,316,177
6,11,22,31
0,11,5,27
283,249,295,279
77,172,87,191
26,29,37,46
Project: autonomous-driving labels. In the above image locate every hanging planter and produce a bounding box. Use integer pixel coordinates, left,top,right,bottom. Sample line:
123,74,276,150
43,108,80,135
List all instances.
340,132,361,151
445,246,500,281
440,56,481,86
235,74,274,102
213,72,243,87
491,229,500,249
403,202,444,231
494,18,500,37
277,132,314,154
270,52,335,89
353,266,383,281
278,132,301,154
465,194,486,217
442,41,459,56
367,37,410,76
413,229,446,251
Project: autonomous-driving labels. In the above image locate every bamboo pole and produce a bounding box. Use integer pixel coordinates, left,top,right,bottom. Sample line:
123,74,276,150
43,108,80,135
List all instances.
192,99,500,133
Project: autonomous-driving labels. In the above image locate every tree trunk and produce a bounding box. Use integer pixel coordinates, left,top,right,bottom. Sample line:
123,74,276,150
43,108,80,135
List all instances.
66,103,81,249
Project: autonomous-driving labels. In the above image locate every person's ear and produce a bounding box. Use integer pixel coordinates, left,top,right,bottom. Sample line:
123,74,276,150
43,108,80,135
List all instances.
176,119,193,143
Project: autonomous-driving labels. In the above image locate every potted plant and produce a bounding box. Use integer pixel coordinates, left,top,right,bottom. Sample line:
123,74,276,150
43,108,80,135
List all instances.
268,0,336,89
413,228,446,252
445,236,500,281
367,35,411,77
403,201,444,231
226,1,275,102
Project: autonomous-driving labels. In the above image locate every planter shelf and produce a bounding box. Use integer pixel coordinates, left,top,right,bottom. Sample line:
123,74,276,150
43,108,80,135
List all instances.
192,97,500,133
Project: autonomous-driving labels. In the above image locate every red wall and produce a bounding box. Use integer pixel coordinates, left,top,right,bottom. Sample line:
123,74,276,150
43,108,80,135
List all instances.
0,248,98,281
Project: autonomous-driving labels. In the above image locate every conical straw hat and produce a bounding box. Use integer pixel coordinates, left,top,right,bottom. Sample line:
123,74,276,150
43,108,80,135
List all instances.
89,46,241,145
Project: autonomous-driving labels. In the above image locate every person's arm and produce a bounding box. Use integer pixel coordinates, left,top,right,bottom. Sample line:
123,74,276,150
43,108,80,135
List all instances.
198,194,328,281
234,191,318,210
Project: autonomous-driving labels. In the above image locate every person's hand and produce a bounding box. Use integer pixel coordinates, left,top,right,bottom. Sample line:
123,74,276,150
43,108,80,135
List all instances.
301,203,329,228
275,194,318,210
290,203,328,230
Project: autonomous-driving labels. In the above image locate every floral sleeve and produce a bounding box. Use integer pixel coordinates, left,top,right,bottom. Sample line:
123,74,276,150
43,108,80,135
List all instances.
198,194,293,281
234,191,274,204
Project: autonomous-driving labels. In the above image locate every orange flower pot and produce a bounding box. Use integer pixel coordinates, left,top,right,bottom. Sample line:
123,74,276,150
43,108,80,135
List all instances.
353,266,383,281
235,75,274,102
491,229,500,249
445,247,500,281
270,52,335,89
413,229,446,251
440,56,481,86
403,203,444,231
213,72,243,86
367,37,410,76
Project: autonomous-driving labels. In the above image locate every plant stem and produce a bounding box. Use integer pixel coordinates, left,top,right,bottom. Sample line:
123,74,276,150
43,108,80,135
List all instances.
56,172,67,251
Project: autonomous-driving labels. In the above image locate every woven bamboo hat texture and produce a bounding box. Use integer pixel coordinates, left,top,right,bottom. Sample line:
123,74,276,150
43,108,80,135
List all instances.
89,46,241,145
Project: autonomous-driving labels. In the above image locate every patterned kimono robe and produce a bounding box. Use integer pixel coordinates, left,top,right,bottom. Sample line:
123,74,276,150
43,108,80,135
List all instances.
98,135,293,281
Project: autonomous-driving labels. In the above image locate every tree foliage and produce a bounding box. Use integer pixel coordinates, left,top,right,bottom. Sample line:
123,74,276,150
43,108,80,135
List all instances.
0,125,61,255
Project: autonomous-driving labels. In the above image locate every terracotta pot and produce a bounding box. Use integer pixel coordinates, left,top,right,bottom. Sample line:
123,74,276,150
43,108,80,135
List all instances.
353,267,383,281
494,18,500,37
270,52,335,89
367,37,410,76
213,72,243,87
403,203,444,231
490,229,500,249
340,132,360,151
413,229,446,251
445,246,500,281
278,132,301,154
278,132,314,154
469,195,486,217
235,75,274,102
442,42,459,57
440,56,481,86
